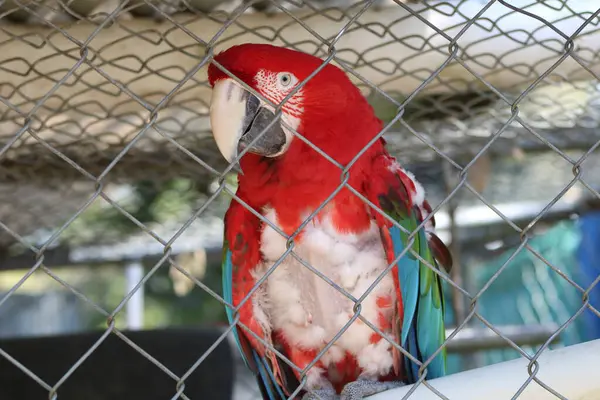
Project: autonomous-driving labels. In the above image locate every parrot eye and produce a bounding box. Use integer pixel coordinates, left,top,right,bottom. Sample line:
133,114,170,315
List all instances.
277,72,295,88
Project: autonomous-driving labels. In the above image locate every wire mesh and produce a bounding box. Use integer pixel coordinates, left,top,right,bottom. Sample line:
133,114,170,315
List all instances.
0,0,599,399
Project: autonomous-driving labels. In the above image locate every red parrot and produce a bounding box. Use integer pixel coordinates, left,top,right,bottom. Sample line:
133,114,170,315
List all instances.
207,43,452,400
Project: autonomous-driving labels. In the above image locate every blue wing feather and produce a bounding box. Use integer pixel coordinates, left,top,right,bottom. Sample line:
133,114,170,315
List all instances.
390,225,419,346
404,317,420,382
390,211,446,382
416,228,446,378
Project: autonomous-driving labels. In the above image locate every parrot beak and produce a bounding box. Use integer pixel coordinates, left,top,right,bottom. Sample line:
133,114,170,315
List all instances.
209,78,288,166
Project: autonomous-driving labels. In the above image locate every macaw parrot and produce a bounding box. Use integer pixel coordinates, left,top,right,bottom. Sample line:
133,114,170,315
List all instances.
207,43,453,400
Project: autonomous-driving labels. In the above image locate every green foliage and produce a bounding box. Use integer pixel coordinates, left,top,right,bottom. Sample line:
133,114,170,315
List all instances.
60,178,215,245
52,177,230,330
144,261,227,327
366,91,406,125
366,90,497,124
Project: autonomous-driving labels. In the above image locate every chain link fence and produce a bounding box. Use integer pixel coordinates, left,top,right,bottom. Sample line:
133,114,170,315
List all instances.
0,0,599,399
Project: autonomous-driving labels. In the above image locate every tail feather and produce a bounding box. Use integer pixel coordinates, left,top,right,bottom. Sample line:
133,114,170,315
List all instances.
253,352,288,400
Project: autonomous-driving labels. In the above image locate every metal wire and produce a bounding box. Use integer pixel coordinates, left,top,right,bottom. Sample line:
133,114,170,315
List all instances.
0,0,599,399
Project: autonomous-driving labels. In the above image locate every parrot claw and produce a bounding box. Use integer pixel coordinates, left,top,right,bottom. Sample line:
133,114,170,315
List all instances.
340,378,406,400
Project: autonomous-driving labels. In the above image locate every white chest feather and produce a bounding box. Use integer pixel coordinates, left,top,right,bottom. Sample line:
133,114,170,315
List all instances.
251,208,396,379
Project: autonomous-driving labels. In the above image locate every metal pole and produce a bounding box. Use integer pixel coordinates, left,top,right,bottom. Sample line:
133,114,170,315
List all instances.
445,324,560,353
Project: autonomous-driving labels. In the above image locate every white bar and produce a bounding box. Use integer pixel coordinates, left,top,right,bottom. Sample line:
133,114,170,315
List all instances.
434,198,580,231
368,339,600,400
445,324,559,353
125,261,144,330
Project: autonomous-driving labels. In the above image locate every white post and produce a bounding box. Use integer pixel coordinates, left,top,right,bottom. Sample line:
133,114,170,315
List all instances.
368,339,600,400
125,261,144,330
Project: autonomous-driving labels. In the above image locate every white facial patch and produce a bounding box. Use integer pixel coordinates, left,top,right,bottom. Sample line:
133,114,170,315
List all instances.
254,69,304,156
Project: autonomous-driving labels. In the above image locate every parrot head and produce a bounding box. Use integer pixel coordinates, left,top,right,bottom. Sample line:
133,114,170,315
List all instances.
207,43,381,166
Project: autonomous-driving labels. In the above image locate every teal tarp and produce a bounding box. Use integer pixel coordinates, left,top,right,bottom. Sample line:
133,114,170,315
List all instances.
443,221,588,373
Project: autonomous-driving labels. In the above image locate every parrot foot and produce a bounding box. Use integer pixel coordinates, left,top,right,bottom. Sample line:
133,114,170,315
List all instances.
340,378,405,400
302,382,339,400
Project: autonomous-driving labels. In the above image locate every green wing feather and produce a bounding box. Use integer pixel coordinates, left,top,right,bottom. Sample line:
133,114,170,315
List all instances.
386,203,447,382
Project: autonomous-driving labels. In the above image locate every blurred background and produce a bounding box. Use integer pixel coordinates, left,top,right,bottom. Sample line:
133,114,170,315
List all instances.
0,0,599,399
